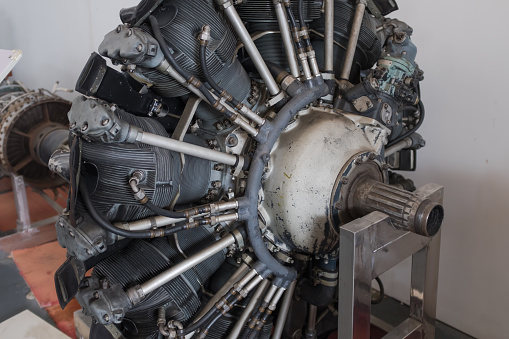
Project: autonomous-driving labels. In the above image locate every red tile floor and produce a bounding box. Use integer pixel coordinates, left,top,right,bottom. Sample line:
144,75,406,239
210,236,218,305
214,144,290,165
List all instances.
0,177,67,234
0,177,78,338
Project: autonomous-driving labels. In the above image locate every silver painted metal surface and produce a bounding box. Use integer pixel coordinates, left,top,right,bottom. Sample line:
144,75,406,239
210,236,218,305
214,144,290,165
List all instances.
137,131,241,166
115,215,186,232
11,175,31,232
222,2,281,95
227,279,270,339
340,0,367,80
324,0,334,72
384,137,414,157
305,304,318,338
338,183,443,338
156,60,251,125
259,107,389,254
274,1,300,77
272,279,297,339
138,233,236,295
194,263,251,324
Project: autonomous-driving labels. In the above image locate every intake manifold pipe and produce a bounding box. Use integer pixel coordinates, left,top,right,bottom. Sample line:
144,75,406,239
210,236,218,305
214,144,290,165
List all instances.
349,179,444,237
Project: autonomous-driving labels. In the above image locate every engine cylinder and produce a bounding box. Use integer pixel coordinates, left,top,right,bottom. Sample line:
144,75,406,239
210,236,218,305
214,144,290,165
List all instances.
88,227,226,339
122,0,252,101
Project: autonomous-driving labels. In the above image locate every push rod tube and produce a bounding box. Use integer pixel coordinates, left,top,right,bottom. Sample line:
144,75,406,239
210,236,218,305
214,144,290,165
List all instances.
340,0,367,80
228,279,270,339
156,60,255,131
134,131,243,167
324,0,334,72
274,1,300,77
272,279,297,339
219,0,281,96
305,304,318,338
127,233,237,304
384,137,414,157
193,263,251,323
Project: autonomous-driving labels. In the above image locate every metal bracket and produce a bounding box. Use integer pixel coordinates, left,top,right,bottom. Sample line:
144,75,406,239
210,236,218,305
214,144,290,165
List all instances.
339,183,444,338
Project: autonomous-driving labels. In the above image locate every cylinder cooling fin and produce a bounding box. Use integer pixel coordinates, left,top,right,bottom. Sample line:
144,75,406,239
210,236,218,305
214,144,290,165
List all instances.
80,227,226,339
79,109,182,222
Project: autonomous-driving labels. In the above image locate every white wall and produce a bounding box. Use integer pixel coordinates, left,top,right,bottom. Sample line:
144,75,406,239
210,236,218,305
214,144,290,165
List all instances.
1,1,508,338
0,0,139,100
379,2,509,338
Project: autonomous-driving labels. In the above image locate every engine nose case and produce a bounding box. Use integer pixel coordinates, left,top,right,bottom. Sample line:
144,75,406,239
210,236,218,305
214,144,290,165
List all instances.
259,107,389,254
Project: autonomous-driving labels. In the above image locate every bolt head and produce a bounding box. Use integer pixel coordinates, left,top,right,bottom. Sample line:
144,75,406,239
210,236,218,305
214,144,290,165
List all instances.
136,44,143,52
103,314,110,322
70,122,76,129
101,119,110,126
116,25,122,33
341,177,349,185
93,291,99,299
81,124,88,131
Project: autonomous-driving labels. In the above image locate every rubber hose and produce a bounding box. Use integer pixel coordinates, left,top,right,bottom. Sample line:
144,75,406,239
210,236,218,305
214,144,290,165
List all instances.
148,15,217,106
199,44,241,108
80,177,185,238
144,200,186,219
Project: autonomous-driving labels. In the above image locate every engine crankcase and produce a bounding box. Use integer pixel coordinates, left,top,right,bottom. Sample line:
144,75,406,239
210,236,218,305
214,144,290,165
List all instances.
259,107,389,254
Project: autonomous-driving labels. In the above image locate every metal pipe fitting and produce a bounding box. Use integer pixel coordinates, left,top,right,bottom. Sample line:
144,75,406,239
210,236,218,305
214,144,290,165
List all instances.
115,215,187,232
268,287,286,310
298,53,313,80
158,307,170,337
307,50,321,77
235,269,259,292
274,0,300,77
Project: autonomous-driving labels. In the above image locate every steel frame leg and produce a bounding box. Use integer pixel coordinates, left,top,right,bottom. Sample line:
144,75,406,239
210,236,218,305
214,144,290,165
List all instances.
339,183,444,339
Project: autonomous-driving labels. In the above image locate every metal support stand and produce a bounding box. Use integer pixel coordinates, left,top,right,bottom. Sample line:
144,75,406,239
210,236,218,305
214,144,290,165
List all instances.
0,174,64,253
11,174,31,232
339,183,444,339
